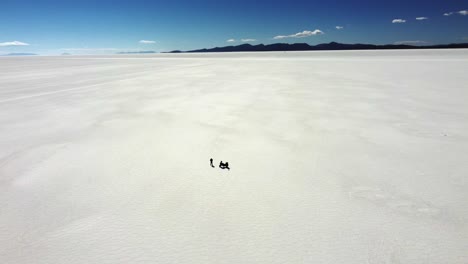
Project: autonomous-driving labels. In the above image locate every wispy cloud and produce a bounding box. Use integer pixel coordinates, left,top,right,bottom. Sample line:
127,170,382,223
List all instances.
416,17,428,20
444,10,467,16
241,39,257,42
226,39,236,43
336,26,344,30
392,19,406,23
394,40,427,45
0,41,30,47
139,40,156,44
273,29,324,40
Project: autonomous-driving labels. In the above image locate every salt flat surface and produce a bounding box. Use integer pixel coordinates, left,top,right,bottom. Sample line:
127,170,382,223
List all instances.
0,50,467,264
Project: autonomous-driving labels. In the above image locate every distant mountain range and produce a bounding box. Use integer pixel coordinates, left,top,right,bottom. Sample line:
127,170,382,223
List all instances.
168,42,468,53
117,51,157,54
2,53,38,56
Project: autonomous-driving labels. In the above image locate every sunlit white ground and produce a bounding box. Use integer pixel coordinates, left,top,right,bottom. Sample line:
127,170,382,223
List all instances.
1,50,467,264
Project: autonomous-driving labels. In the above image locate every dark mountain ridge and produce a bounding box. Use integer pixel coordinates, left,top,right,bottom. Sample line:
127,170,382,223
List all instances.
168,42,468,53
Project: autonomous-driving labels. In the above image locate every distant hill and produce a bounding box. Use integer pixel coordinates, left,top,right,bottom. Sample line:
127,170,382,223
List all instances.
2,53,38,56
168,42,468,53
117,51,157,54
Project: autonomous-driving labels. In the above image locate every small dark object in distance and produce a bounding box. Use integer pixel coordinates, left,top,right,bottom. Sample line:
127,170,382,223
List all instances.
219,161,230,170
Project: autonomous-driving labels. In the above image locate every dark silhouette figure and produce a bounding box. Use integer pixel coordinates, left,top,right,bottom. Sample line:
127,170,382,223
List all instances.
210,158,214,168
219,161,230,170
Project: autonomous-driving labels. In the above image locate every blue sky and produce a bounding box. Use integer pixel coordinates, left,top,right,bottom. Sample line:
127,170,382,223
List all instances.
0,0,467,54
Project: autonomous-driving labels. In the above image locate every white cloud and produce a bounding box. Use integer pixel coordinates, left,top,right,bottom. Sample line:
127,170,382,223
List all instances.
394,40,427,45
241,39,257,42
139,40,156,44
444,10,467,16
392,19,406,23
227,39,236,43
0,41,30,47
336,26,344,30
416,17,428,20
273,29,324,40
